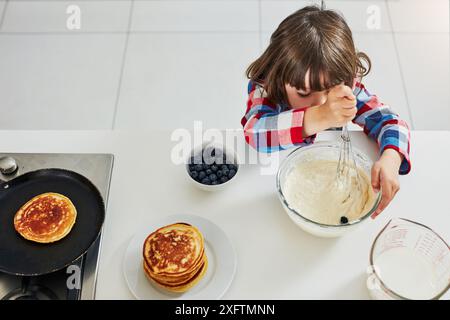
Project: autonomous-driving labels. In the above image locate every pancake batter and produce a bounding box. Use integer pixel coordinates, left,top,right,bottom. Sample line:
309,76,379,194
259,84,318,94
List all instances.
283,160,376,225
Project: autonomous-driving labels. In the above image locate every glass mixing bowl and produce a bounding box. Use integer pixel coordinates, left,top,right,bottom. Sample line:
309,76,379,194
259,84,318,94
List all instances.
276,141,381,238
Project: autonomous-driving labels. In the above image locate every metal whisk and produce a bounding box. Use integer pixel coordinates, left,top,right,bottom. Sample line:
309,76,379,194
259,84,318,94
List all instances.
320,0,364,204
335,77,364,203
336,125,362,200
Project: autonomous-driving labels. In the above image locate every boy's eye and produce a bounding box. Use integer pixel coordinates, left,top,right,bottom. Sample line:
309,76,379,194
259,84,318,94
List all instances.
297,91,310,98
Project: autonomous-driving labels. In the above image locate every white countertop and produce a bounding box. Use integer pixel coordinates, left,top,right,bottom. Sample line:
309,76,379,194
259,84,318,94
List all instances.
0,130,449,300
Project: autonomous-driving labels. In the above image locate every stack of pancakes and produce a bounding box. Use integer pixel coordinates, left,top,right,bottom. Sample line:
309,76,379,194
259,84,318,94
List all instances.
142,222,207,293
14,192,77,243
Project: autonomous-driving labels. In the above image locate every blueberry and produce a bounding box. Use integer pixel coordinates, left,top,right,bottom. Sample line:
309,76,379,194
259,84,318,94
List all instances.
213,148,223,160
194,164,203,172
216,170,223,178
228,164,237,170
205,169,212,175
220,176,229,184
212,153,224,165
340,216,349,224
228,169,236,179
201,163,208,170
190,154,203,165
209,174,217,181
211,180,218,185
198,171,206,180
220,164,228,171
190,171,199,179
211,165,218,172
201,178,211,185
203,147,217,164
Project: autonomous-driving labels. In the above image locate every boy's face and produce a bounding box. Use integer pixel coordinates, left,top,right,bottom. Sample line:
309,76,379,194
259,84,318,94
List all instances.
285,69,329,109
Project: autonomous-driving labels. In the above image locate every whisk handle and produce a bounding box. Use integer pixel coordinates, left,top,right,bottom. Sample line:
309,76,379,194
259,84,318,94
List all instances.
341,124,350,142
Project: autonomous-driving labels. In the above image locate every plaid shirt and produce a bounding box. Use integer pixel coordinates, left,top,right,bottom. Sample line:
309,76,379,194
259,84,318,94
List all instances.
241,81,411,174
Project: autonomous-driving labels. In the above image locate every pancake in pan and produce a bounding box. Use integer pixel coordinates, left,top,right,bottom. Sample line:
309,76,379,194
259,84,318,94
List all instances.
14,192,77,243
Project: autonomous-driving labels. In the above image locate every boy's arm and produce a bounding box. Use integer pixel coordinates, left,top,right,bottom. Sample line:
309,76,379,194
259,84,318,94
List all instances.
352,82,411,174
241,82,315,152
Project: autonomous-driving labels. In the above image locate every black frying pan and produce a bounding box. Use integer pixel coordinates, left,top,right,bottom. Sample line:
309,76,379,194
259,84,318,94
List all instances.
0,168,105,276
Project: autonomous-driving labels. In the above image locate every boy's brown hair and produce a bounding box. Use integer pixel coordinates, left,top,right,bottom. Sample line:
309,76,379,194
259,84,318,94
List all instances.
246,5,371,105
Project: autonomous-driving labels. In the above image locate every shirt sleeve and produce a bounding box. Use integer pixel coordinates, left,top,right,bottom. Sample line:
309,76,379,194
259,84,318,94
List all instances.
352,82,411,174
241,81,316,153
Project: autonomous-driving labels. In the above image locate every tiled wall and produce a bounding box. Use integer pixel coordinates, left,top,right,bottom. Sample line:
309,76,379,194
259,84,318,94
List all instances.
0,0,448,130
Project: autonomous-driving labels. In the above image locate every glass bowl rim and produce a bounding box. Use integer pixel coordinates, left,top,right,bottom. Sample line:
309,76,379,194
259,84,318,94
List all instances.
276,141,382,229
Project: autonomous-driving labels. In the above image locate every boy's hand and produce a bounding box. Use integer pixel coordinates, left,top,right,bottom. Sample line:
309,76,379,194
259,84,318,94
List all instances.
320,84,357,128
371,149,403,218
302,84,357,137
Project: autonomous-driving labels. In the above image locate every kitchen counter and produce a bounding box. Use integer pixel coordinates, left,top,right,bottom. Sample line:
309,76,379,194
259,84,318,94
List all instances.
0,130,449,300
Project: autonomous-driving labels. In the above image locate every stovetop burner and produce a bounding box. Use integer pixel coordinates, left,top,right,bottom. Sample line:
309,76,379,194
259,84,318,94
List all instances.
2,277,59,300
0,153,114,300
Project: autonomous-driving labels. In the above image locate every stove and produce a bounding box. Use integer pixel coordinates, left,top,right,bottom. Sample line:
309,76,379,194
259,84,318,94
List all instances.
0,153,114,300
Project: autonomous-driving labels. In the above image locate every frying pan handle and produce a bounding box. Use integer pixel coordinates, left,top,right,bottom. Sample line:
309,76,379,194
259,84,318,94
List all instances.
21,276,31,293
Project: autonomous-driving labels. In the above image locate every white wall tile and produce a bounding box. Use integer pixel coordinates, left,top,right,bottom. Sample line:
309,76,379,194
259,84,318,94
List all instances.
131,0,259,32
395,33,450,130
326,0,390,32
1,1,131,32
0,34,126,129
352,33,412,126
114,33,260,130
261,1,390,34
260,31,271,52
0,1,6,24
388,0,449,33
260,1,311,33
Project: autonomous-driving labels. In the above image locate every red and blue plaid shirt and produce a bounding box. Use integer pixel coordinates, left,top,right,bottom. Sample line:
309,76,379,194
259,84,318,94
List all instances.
241,81,411,174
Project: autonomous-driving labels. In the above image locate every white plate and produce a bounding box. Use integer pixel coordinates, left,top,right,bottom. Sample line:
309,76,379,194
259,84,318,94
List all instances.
123,214,236,300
